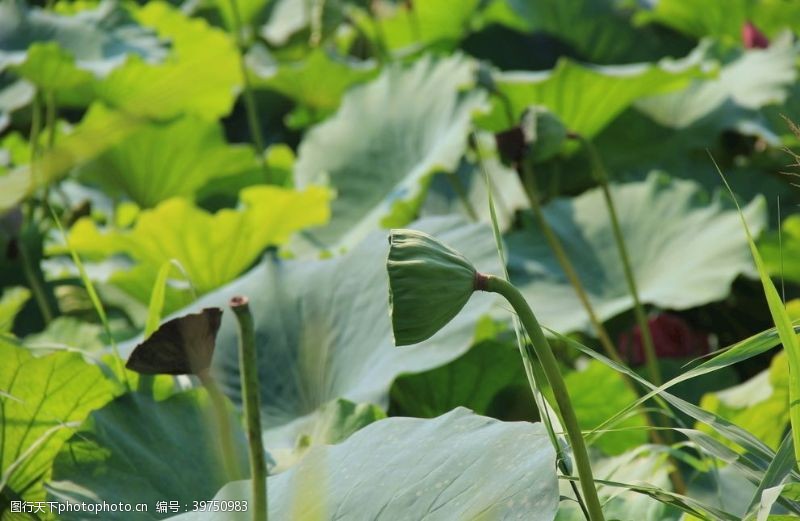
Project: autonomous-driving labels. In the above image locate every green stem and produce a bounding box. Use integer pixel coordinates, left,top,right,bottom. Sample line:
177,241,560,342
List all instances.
18,236,54,325
198,370,244,482
42,90,57,209
445,173,479,222
227,0,270,183
29,92,42,193
521,164,685,491
581,137,662,387
482,274,605,521
519,162,621,364
231,296,268,521
471,133,591,517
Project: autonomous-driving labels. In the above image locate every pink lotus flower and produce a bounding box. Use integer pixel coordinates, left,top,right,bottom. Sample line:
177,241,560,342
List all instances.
619,313,710,366
742,21,769,49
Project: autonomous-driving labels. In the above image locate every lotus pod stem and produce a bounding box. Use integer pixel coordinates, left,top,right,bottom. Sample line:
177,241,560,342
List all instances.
231,296,268,521
478,273,605,521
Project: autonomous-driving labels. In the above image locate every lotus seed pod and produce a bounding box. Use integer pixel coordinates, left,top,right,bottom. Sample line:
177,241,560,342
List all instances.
387,229,478,346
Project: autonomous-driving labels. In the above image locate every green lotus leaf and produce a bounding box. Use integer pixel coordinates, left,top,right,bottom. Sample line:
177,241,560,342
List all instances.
390,339,530,419
557,446,675,520
294,54,486,251
81,1,241,120
0,286,29,333
635,35,797,130
635,0,800,42
75,103,259,208
48,389,249,519
120,217,499,445
420,132,528,231
246,45,377,128
387,227,478,345
481,0,695,64
507,173,766,335
0,73,33,131
23,317,105,352
477,52,705,138
14,42,94,91
565,361,647,456
761,215,800,285
259,0,363,47
698,350,789,452
0,0,166,83
264,398,385,472
58,185,330,299
351,0,483,54
170,408,558,521
0,340,120,505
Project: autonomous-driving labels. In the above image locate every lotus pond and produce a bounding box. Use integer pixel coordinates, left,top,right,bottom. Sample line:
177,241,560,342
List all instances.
4,0,800,520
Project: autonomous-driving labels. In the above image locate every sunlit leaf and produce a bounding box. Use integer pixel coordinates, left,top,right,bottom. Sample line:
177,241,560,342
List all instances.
477,52,704,137
698,351,789,451
566,361,648,456
75,104,259,208
82,1,242,120
48,389,248,519
59,185,330,298
0,341,119,505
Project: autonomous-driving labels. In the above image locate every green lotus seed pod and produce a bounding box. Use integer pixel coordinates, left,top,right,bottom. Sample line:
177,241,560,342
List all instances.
387,229,479,346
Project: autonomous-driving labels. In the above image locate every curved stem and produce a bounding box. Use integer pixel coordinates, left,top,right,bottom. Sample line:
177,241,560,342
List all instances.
471,134,591,518
231,296,268,521
482,274,605,521
581,137,662,387
227,0,270,182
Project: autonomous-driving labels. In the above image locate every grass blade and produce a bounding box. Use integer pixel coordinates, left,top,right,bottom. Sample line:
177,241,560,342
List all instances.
709,152,800,472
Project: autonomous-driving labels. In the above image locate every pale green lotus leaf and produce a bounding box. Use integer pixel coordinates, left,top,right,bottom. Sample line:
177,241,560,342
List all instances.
0,286,29,333
294,54,487,251
507,173,766,335
48,389,249,520
264,398,385,473
120,217,499,441
635,35,797,130
0,0,166,81
170,408,558,521
0,74,34,131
